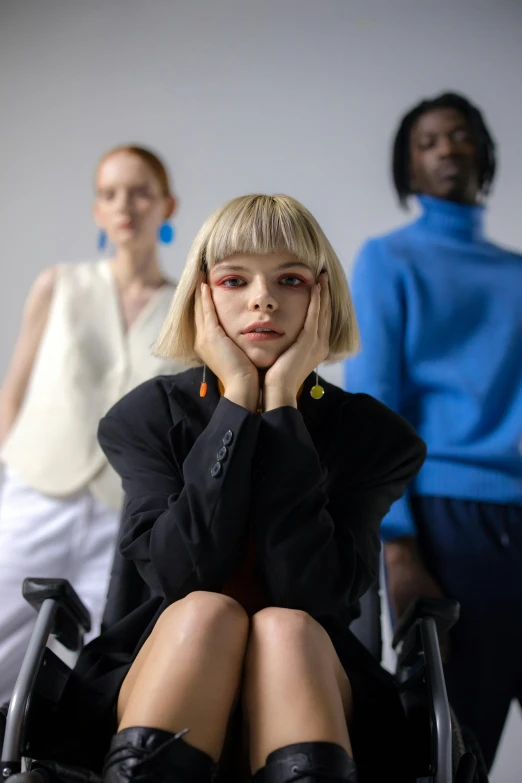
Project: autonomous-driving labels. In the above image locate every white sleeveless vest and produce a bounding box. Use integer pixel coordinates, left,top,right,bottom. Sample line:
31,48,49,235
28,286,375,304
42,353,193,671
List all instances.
1,260,183,510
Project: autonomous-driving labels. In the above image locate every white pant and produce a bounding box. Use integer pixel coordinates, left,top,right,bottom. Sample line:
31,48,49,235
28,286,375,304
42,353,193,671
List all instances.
0,466,120,705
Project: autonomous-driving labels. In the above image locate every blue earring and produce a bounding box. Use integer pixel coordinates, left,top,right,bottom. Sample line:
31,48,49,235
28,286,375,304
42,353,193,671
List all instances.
159,222,175,244
97,229,107,252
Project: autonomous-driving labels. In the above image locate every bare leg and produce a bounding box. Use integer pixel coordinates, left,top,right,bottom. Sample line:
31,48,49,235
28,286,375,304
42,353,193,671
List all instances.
117,591,249,762
243,607,353,773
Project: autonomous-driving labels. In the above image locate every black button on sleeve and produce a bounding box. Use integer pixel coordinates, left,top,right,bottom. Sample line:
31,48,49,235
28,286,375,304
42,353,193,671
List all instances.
223,430,234,446
210,462,222,478
217,446,228,462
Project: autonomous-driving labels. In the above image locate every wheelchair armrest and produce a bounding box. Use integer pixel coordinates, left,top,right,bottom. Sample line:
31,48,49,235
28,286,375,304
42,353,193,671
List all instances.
3,771,50,781
2,580,91,769
22,578,91,635
392,596,460,651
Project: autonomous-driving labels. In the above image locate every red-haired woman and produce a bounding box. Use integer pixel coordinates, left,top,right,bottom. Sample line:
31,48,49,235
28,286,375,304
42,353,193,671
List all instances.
0,145,183,704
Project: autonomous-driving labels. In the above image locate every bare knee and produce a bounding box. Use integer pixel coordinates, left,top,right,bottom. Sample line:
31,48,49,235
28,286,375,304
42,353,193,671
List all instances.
249,607,328,654
246,608,354,729
117,593,249,733
247,608,348,691
153,591,249,649
177,590,248,621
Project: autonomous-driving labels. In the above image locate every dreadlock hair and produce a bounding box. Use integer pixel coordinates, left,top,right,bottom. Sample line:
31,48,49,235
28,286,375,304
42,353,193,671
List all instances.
392,92,496,208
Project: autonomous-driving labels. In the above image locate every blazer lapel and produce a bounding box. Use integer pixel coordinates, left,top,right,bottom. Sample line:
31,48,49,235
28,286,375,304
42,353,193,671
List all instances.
169,366,221,411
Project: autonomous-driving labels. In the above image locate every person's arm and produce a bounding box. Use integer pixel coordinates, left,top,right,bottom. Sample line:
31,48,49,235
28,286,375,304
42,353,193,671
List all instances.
345,240,445,618
98,379,261,602
253,395,426,617
344,239,417,543
383,535,446,620
0,266,57,444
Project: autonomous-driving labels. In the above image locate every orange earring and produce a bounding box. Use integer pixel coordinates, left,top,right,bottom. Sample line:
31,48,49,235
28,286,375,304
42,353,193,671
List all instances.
310,369,325,400
200,365,208,398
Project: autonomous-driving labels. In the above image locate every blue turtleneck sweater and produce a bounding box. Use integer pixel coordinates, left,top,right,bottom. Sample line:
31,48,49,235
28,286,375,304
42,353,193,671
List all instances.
344,195,522,540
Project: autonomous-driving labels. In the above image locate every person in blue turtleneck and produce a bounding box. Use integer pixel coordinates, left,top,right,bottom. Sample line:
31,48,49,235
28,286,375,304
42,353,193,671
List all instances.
344,92,522,770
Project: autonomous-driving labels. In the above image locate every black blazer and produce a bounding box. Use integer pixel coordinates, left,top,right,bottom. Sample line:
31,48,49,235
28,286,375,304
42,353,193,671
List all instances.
76,367,425,698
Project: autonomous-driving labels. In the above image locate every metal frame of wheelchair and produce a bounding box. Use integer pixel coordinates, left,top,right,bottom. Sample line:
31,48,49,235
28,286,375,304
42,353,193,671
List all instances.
1,580,486,783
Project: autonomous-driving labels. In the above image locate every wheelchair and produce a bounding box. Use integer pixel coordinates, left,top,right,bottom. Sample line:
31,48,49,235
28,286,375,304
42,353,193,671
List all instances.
1,570,489,783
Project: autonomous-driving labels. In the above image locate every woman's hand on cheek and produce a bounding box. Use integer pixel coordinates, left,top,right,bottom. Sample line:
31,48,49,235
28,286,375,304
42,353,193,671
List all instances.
195,283,259,411
263,273,330,411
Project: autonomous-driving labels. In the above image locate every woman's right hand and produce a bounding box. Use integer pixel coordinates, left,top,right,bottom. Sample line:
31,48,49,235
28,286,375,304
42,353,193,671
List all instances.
385,538,450,660
195,282,259,411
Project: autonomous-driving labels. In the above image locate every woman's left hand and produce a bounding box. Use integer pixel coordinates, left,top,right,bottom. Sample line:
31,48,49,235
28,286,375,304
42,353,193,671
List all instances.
263,272,331,410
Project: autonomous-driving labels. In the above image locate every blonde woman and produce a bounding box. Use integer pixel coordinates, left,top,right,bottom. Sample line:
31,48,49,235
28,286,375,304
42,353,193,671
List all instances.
42,195,425,783
0,145,184,705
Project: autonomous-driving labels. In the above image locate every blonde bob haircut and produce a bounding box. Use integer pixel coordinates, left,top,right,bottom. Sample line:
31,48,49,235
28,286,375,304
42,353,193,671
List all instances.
155,194,360,366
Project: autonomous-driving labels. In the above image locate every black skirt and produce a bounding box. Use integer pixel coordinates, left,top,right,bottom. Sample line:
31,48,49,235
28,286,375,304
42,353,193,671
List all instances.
29,618,412,783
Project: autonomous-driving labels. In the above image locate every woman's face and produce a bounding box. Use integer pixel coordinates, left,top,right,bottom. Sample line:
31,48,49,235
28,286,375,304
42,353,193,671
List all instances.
93,151,175,250
208,252,317,369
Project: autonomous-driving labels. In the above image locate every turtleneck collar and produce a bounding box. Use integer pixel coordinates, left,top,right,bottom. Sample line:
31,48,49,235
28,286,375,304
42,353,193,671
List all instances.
417,194,485,242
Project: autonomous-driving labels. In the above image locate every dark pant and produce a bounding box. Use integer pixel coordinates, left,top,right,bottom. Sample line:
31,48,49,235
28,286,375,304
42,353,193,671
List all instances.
412,496,522,770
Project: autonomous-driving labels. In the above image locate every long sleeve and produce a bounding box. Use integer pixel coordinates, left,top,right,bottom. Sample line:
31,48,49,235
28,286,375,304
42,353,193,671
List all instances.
344,239,417,540
98,379,261,601
253,397,426,617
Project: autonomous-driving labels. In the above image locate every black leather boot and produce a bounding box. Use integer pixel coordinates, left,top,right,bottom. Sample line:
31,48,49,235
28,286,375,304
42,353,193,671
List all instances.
102,726,218,782
252,741,358,782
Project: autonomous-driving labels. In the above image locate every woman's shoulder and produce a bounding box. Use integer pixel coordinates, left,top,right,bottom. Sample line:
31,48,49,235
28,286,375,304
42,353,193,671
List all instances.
43,259,109,294
53,258,105,277
103,368,200,426
317,379,425,460
344,390,420,438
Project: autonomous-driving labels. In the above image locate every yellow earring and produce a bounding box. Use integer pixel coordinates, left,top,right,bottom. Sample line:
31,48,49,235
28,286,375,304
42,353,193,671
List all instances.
310,369,325,400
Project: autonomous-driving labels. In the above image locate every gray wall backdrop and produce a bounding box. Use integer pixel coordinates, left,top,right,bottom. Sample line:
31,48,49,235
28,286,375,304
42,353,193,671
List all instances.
1,1,521,779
